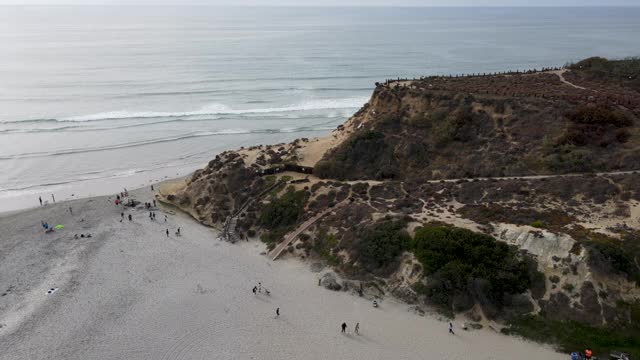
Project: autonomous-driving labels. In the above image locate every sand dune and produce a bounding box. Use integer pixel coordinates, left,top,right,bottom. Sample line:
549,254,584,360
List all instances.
0,186,564,360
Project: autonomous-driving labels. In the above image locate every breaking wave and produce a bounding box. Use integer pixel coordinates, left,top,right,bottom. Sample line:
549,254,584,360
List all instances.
0,125,336,160
1,97,368,124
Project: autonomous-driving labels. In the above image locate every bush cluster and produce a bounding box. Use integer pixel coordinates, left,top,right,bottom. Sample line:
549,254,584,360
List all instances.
314,130,396,180
410,226,533,312
504,315,640,359
355,220,410,274
567,105,631,128
259,187,307,229
258,187,308,245
569,56,640,81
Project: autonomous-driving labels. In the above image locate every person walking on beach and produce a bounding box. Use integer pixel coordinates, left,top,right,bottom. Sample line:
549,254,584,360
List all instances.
51,194,55,203
253,286,257,295
355,323,359,335
166,229,169,237
275,307,280,318
121,212,124,220
128,214,132,221
177,227,180,236
149,211,153,220
164,215,167,223
449,322,455,335
153,199,156,207
341,323,347,333
39,196,42,206
258,282,262,293
151,185,154,191
69,207,72,214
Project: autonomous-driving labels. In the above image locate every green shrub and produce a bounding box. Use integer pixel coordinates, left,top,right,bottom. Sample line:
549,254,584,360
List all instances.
355,220,410,273
504,315,640,358
313,229,341,265
530,220,543,228
259,188,307,230
314,130,396,180
569,56,640,82
410,226,531,311
567,105,631,127
589,241,638,283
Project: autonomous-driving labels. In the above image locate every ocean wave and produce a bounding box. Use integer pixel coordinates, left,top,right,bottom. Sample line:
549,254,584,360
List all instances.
0,126,335,160
0,113,347,134
0,97,368,124
0,167,153,194
123,87,373,98
63,97,368,122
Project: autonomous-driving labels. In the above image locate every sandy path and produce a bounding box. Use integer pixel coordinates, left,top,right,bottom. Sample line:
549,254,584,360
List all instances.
269,202,346,260
552,69,587,90
0,186,564,360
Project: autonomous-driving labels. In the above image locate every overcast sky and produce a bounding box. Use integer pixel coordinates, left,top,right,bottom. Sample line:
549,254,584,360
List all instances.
1,0,638,5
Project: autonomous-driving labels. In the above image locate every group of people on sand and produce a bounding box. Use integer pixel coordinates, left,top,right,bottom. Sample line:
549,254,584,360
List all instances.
37,194,56,206
165,227,180,237
341,322,360,335
571,348,594,360
40,220,54,233
252,282,270,296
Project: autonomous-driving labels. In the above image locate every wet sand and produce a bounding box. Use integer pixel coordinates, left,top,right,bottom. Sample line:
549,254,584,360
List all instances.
0,185,564,360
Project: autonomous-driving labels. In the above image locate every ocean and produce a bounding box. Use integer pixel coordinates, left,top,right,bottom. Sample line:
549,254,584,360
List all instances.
1,6,639,212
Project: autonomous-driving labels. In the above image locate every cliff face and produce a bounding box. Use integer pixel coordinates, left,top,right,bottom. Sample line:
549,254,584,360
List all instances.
315,68,640,181
161,58,640,349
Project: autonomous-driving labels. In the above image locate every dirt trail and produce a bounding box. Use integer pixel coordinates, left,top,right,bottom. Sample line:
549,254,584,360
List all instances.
551,69,587,90
270,202,346,261
423,169,637,184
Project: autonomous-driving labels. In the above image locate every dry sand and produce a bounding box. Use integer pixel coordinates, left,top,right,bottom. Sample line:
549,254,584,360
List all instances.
0,185,565,360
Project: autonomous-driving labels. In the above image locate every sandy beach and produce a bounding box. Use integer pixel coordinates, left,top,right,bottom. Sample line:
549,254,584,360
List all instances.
0,184,565,360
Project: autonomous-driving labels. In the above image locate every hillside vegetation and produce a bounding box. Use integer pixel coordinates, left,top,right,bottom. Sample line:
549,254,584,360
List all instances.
162,57,640,358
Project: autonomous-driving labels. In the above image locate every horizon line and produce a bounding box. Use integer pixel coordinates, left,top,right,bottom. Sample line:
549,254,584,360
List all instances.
1,4,639,7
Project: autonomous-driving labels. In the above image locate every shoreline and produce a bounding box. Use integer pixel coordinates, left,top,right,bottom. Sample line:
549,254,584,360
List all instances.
0,179,565,360
0,161,201,215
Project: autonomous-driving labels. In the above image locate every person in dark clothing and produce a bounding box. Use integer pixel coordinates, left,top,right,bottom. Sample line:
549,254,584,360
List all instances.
39,196,42,206
275,308,280,317
121,212,124,220
151,185,154,191
341,323,347,333
128,214,132,221
166,229,169,237
177,227,180,236
253,286,257,295
449,322,455,335
51,194,55,203
153,199,156,207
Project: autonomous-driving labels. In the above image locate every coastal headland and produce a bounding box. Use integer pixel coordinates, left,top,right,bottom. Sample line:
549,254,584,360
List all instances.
2,57,640,359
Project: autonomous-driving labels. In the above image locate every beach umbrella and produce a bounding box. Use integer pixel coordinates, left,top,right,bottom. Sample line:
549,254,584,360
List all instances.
54,224,64,230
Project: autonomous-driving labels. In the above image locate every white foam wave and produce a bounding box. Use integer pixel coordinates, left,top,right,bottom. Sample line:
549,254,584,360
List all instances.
60,97,368,122
0,125,333,160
